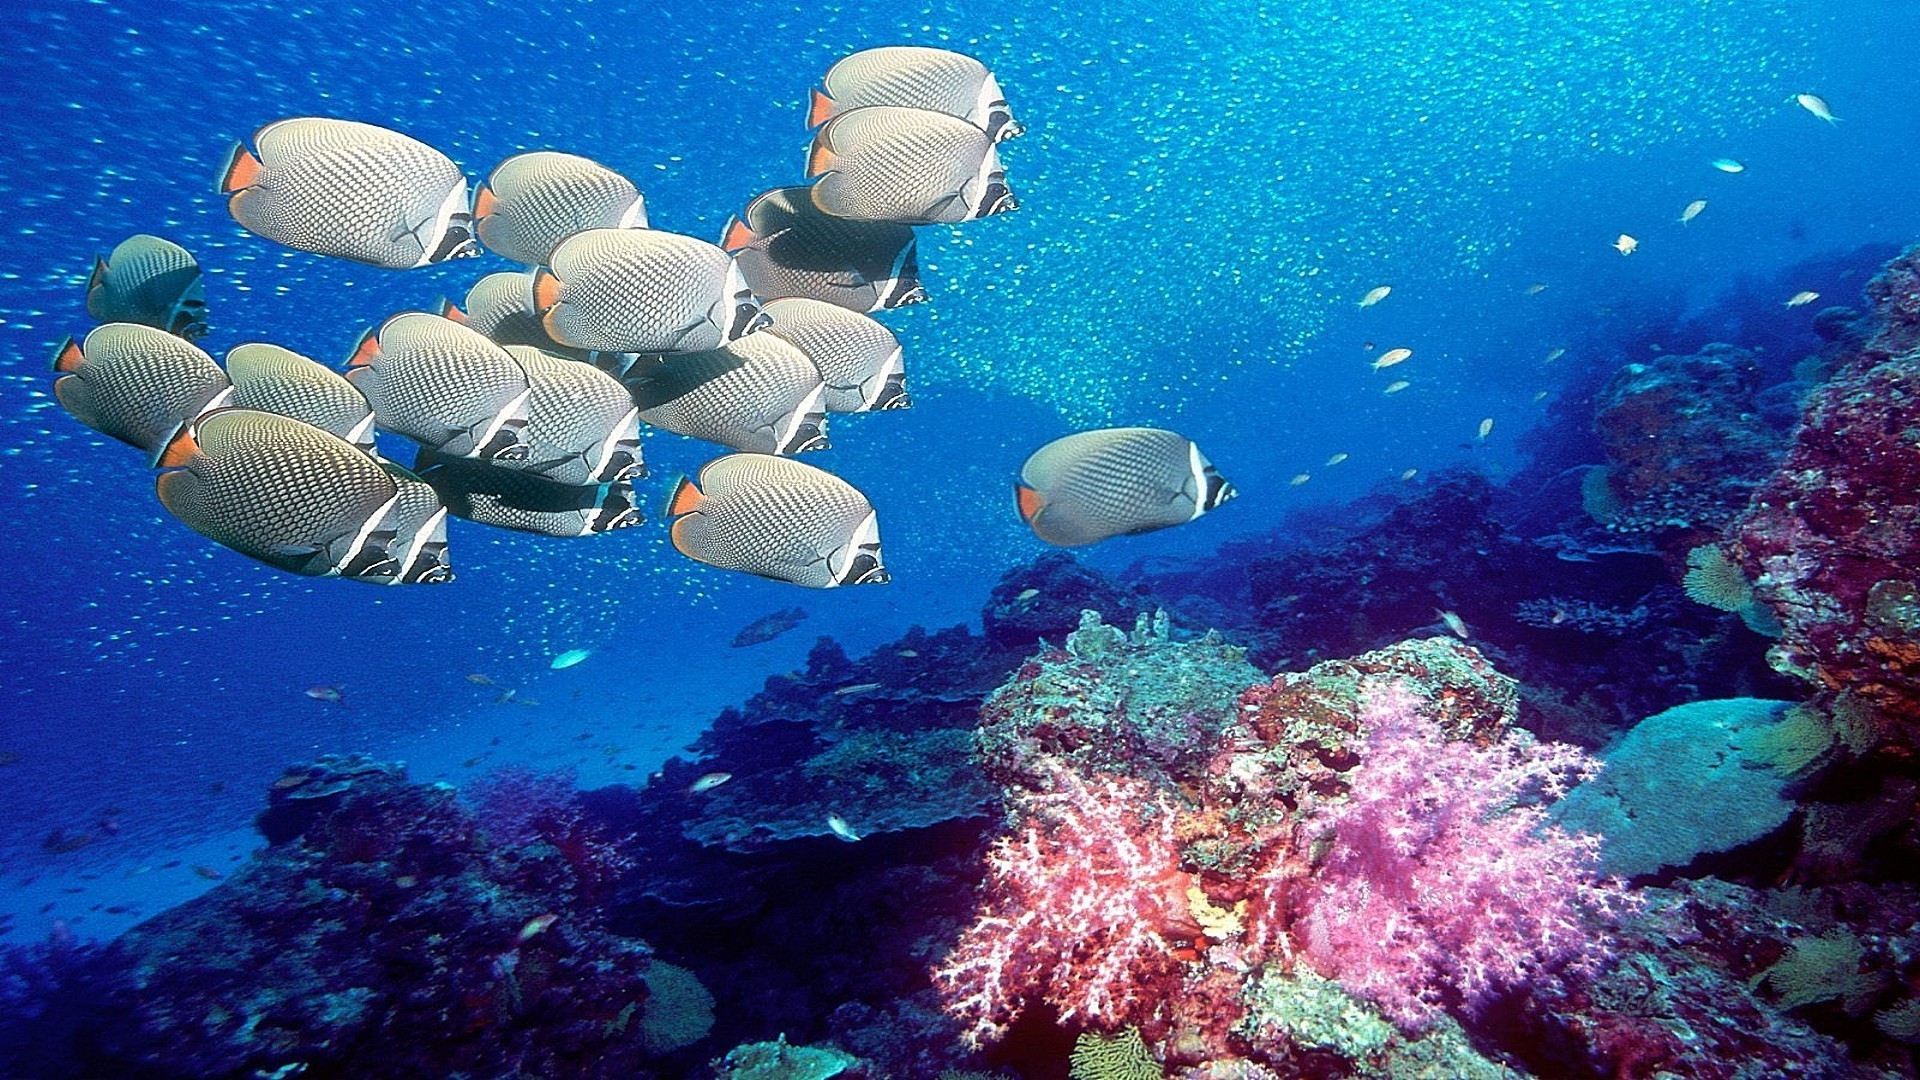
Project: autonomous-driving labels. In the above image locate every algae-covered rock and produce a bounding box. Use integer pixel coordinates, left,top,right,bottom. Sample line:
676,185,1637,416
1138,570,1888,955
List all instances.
1555,698,1800,877
715,1034,865,1079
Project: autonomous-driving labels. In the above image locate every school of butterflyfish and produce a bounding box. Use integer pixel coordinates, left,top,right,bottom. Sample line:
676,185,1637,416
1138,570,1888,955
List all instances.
50,46,1235,589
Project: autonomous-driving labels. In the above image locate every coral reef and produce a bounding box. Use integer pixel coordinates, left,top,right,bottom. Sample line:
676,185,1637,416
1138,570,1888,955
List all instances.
1731,243,1920,734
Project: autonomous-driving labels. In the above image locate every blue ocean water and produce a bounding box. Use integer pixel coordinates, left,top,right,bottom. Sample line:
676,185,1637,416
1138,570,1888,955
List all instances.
4,0,1920,1072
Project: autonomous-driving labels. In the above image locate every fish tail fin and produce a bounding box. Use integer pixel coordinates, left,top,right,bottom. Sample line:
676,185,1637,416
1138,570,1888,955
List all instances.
806,139,838,178
1014,483,1046,523
719,216,756,253
471,183,497,219
50,335,84,372
87,256,109,293
346,325,382,368
806,86,836,128
154,416,203,468
218,142,263,194
435,297,468,323
531,266,562,313
665,475,706,518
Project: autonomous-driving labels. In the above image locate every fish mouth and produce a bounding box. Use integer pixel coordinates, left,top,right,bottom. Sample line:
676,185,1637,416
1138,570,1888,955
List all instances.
786,428,831,453
976,179,1018,218
430,221,483,264
839,551,889,586
883,283,930,309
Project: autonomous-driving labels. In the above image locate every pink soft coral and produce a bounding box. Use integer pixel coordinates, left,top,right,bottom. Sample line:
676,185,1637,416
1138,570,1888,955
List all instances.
1292,684,1626,1028
931,763,1194,1048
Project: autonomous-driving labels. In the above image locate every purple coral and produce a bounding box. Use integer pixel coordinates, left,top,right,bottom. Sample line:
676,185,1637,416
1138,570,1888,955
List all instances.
1292,684,1629,1028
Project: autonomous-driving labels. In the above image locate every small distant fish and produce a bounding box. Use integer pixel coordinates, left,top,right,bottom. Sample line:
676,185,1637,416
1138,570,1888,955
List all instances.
550,649,592,670
304,684,344,703
1785,291,1820,308
191,865,224,881
1544,347,1567,363
897,649,920,657
732,606,808,647
1357,285,1392,308
1678,199,1707,225
1534,391,1549,402
1325,452,1348,466
517,913,559,942
1613,234,1638,256
826,813,862,842
86,234,208,339
1290,473,1311,487
1710,157,1745,174
1372,347,1412,370
1436,609,1471,640
1793,92,1838,124
1015,588,1040,601
689,771,733,794
1383,380,1411,394
465,673,494,686
1477,418,1494,440
834,682,883,696
1400,468,1419,481
1524,282,1548,295
1015,428,1235,547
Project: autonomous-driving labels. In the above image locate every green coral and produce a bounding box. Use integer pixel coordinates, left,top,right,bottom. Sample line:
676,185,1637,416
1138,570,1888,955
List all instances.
1067,1028,1162,1080
1733,703,1834,776
1756,930,1889,1015
715,1035,858,1080
639,960,714,1054
1240,967,1395,1060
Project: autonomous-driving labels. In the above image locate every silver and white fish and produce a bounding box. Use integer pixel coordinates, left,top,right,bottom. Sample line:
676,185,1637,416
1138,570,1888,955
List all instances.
155,407,451,583
759,297,908,412
86,234,208,340
809,46,1022,143
218,117,479,269
221,343,377,454
473,151,648,266
51,323,231,453
497,345,643,486
807,106,1016,224
721,186,926,314
625,334,829,456
535,228,765,354
1015,427,1236,547
345,311,532,461
666,453,887,588
413,447,643,538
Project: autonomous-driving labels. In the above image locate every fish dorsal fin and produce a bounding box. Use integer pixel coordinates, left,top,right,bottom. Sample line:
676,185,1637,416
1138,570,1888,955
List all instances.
720,216,757,253
1014,482,1046,523
346,326,383,368
807,86,837,129
218,142,264,194
50,336,85,373
666,475,706,518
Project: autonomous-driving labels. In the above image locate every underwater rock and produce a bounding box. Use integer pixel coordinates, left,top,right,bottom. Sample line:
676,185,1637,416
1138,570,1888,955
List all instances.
1,760,689,1079
980,551,1151,650
1731,245,1920,734
1587,343,1790,540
